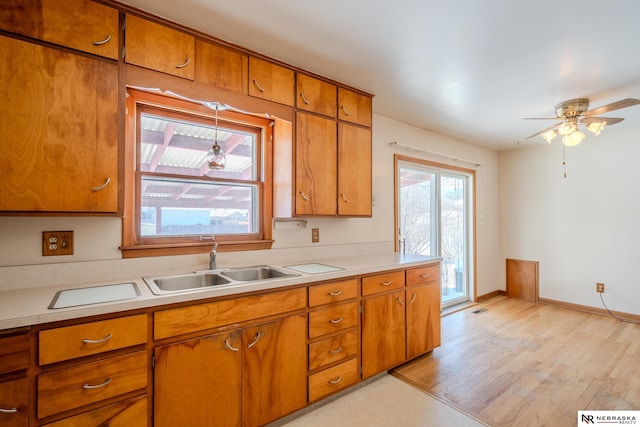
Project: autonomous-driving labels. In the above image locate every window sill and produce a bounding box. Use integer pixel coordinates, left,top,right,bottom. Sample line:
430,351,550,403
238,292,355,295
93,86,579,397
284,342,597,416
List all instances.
121,240,274,259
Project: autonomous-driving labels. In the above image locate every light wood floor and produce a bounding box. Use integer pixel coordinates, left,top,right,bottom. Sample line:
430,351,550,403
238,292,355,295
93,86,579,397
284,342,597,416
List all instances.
392,296,640,427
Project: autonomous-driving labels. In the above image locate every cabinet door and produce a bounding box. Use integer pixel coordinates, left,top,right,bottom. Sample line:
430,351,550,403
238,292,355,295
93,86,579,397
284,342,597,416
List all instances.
0,0,119,59
338,123,371,216
125,14,195,80
295,112,337,215
154,331,242,427
0,35,118,213
0,334,29,375
0,378,27,427
296,74,337,117
338,88,372,127
361,290,406,379
248,57,294,106
407,283,441,359
42,396,147,427
195,40,248,93
242,314,306,426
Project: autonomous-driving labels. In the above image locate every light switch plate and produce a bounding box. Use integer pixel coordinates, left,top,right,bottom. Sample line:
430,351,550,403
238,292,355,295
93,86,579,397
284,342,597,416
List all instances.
42,231,74,256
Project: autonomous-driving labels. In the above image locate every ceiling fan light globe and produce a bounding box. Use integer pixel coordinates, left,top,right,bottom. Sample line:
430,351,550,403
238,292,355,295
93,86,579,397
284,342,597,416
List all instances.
586,121,606,135
541,129,557,143
557,121,576,136
562,130,585,147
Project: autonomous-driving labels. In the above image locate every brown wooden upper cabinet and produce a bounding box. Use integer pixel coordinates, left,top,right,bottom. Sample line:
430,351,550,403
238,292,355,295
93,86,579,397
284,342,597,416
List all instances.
125,14,195,80
0,0,119,60
248,57,295,106
296,74,337,117
338,88,372,127
0,35,119,213
195,40,248,94
338,123,372,216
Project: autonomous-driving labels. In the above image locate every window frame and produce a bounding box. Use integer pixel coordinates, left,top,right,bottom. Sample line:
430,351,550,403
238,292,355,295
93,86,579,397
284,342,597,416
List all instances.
122,88,274,258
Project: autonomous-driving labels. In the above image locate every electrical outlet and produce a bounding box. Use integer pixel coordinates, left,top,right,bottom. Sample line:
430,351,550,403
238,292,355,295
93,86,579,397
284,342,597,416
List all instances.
596,282,605,293
42,231,74,256
311,228,320,243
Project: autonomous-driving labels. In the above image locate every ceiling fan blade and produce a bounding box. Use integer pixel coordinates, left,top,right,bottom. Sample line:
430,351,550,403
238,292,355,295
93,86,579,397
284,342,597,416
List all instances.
581,117,624,126
524,123,562,139
584,98,640,116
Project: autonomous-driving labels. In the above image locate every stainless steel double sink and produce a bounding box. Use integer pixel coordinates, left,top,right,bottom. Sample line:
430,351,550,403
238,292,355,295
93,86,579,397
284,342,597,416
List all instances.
143,266,299,295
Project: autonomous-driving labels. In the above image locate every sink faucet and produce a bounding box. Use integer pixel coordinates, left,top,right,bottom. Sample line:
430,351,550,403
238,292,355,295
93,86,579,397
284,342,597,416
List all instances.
210,243,218,270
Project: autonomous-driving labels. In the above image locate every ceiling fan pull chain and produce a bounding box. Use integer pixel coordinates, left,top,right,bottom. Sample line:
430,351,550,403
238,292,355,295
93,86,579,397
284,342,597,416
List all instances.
562,144,567,178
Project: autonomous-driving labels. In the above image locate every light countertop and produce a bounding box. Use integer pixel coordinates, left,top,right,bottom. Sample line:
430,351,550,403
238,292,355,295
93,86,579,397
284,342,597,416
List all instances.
0,253,439,331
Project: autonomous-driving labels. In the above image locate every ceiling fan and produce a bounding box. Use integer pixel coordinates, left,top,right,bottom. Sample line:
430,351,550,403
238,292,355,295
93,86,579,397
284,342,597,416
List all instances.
524,97,640,146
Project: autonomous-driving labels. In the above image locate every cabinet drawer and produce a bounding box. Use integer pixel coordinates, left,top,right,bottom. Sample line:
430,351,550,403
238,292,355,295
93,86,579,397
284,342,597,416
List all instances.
362,271,405,296
0,334,29,375
39,314,147,365
41,395,147,427
308,329,357,371
308,302,357,339
406,264,440,287
309,279,358,307
308,358,358,402
37,351,147,419
154,288,306,339
0,377,28,427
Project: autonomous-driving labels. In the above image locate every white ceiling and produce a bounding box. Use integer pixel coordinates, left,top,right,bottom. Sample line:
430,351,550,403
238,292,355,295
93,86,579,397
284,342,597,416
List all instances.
118,0,640,151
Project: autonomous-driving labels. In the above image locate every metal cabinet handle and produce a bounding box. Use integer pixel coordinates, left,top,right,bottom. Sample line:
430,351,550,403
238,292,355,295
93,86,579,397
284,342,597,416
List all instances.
396,297,405,306
329,317,343,324
329,376,343,385
409,293,417,304
341,193,350,203
329,290,343,296
421,273,431,278
225,338,239,352
340,105,350,116
176,58,190,69
0,408,18,413
82,333,113,344
93,35,112,46
300,190,310,201
92,176,111,192
247,332,261,348
253,79,265,92
328,346,343,354
300,92,310,105
380,281,392,286
82,378,112,390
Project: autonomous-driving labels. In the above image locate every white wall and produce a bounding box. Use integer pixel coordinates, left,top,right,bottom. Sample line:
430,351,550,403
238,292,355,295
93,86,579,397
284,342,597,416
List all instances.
0,114,500,298
499,129,640,315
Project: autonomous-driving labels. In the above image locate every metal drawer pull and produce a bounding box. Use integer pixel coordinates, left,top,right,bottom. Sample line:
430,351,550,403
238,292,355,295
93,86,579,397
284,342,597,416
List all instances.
93,35,112,46
340,105,350,116
341,193,350,203
380,281,392,286
225,338,239,352
396,297,405,306
0,408,18,413
410,293,417,304
82,378,112,390
329,376,343,385
82,333,112,344
92,176,111,191
176,58,190,69
421,273,431,278
329,317,343,324
253,79,265,92
300,190,310,201
300,92,310,104
247,332,261,348
328,346,343,354
328,290,343,296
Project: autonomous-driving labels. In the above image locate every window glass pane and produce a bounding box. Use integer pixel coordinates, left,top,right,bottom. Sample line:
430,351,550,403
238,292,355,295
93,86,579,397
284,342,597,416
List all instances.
140,177,258,236
139,113,256,180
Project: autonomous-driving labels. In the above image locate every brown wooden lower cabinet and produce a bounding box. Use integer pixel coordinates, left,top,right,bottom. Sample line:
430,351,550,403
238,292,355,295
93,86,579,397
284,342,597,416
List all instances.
41,395,147,427
308,358,358,402
154,313,307,427
0,377,28,427
406,282,441,359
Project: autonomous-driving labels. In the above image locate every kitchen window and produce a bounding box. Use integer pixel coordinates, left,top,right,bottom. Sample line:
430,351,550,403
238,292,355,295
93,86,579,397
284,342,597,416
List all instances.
121,89,274,258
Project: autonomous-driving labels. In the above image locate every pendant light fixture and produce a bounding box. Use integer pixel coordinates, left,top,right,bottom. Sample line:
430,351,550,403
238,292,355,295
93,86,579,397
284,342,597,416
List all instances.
206,105,226,170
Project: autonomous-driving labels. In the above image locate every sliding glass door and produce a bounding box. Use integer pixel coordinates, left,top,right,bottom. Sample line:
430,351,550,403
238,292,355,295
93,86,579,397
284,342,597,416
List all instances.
397,158,473,308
